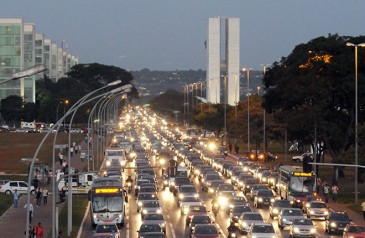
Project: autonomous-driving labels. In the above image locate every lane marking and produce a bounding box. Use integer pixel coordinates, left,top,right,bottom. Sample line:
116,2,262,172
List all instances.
169,222,176,238
76,201,90,238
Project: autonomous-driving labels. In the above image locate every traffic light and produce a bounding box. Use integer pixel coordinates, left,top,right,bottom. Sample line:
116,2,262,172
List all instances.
303,155,312,173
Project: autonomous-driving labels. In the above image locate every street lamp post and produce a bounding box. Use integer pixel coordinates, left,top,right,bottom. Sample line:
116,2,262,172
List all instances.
63,99,69,129
224,76,227,147
243,68,252,152
346,42,365,204
56,101,62,123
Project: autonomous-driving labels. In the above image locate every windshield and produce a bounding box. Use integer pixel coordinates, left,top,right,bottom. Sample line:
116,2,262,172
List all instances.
93,195,123,212
252,225,275,233
310,202,327,208
144,214,164,221
95,224,118,233
144,201,159,207
195,225,218,234
192,216,211,224
258,190,274,196
245,213,263,220
293,219,313,225
331,213,350,221
183,197,199,202
191,206,206,212
274,200,291,207
107,151,123,156
234,206,251,213
290,176,315,193
180,186,196,192
139,224,161,232
283,209,303,216
348,226,365,232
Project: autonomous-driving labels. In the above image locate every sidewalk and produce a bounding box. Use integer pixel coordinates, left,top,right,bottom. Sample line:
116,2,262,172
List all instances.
0,138,89,238
228,153,365,226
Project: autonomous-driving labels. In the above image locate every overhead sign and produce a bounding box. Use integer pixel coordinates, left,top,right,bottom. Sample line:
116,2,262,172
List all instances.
292,172,313,177
95,188,119,194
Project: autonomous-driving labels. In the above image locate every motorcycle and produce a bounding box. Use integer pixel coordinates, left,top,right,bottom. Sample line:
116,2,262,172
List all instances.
127,182,132,193
227,224,237,238
212,203,219,216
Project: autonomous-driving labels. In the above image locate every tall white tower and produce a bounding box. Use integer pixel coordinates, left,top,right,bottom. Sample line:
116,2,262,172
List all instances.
206,17,240,106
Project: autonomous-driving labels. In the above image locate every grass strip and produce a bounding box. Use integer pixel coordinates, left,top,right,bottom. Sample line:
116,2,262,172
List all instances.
52,195,89,238
0,194,13,217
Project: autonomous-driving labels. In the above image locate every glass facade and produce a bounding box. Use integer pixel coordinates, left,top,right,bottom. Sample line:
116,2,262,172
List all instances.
0,20,23,101
0,18,78,102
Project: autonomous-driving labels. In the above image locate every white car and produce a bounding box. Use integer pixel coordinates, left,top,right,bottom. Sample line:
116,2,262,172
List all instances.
292,153,313,162
306,201,329,219
278,208,304,230
0,181,35,194
247,222,277,238
289,218,316,238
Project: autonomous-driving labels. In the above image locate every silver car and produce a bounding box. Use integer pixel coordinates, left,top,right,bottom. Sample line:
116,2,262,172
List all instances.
289,218,316,238
140,200,162,219
247,222,277,238
179,196,202,215
306,201,329,220
142,213,166,233
238,212,264,234
278,208,304,230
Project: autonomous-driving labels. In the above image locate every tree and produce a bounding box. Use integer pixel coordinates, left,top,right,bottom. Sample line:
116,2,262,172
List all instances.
0,95,23,125
263,34,365,181
36,63,136,123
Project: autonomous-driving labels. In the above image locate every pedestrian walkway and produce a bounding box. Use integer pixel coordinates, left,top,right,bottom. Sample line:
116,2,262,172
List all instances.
0,138,90,238
228,153,365,226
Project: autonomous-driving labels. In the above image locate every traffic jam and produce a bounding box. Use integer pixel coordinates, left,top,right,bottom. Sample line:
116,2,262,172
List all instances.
92,106,358,238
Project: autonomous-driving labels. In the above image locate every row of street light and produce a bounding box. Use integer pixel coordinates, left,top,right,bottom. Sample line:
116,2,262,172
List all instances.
25,80,133,238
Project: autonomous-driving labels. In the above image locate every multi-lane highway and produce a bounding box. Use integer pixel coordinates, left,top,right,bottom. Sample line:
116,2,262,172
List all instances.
80,107,343,238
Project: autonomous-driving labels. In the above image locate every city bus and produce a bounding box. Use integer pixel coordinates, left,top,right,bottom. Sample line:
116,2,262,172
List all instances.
277,165,316,200
88,177,125,227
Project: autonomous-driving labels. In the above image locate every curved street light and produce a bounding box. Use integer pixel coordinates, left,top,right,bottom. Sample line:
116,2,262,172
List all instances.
24,80,131,238
346,42,365,204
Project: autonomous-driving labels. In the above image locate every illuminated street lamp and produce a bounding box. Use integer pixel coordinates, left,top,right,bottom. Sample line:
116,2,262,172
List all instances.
346,42,365,204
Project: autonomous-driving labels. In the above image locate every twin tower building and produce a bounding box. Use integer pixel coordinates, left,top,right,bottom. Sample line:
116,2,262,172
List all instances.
206,17,240,106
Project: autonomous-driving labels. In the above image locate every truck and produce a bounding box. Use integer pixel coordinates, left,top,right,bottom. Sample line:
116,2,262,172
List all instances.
57,169,97,194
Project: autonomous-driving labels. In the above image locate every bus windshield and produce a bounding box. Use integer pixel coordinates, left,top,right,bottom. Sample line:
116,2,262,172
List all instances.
93,195,123,212
290,176,315,193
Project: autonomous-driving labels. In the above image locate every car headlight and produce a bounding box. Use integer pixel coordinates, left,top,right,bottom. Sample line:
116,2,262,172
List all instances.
138,201,142,206
218,196,227,205
306,204,310,207
232,176,236,181
239,182,243,186
183,206,189,214
310,228,316,233
246,185,250,189
324,210,329,215
310,210,315,214
330,222,337,227
231,233,236,237
296,199,301,203
229,204,234,208
262,178,267,182
209,188,214,193
273,208,279,214
171,182,175,186
194,193,199,198
142,209,147,214
293,227,300,233
242,222,248,227
270,198,275,203
157,209,162,214
163,180,168,185
106,160,111,167
93,214,97,219
178,194,184,199
258,198,263,202
283,218,287,222
161,223,165,227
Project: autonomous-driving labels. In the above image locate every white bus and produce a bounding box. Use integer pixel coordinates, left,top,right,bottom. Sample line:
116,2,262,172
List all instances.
277,165,316,200
88,177,126,227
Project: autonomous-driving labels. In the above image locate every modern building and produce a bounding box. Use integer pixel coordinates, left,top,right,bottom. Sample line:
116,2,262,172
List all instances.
0,18,78,103
206,17,240,106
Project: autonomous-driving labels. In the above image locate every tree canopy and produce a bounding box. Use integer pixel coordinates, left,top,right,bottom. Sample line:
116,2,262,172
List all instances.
263,34,365,180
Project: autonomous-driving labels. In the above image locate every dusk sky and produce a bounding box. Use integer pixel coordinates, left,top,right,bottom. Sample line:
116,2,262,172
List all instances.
2,0,365,71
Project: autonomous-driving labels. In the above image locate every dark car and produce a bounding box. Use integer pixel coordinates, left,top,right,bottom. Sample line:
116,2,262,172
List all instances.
189,215,213,234
185,205,209,225
191,224,220,238
138,224,163,238
325,211,351,235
